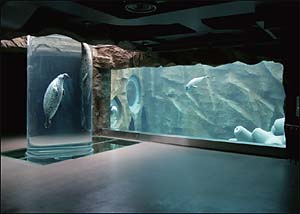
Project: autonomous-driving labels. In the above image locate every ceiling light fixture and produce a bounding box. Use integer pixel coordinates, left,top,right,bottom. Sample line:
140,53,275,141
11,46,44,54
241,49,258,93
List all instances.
125,1,157,14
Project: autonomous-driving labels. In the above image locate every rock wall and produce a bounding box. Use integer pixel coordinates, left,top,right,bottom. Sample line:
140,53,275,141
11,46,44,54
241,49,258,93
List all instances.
92,68,111,134
111,61,285,140
1,36,27,49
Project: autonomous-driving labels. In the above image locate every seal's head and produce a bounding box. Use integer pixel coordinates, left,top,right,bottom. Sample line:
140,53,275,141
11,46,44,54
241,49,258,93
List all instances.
185,85,190,91
63,73,70,79
58,73,70,80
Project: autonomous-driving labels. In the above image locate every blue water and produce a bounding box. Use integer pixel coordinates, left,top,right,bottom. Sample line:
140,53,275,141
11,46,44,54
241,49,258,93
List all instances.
28,53,82,136
110,62,286,148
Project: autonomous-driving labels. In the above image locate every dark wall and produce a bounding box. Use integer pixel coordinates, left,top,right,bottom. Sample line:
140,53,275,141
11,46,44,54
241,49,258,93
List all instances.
281,2,300,161
1,51,27,137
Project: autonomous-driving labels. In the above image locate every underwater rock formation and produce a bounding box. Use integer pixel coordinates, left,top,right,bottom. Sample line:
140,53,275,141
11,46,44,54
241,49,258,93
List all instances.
271,118,285,135
252,128,275,144
111,61,285,141
252,126,286,146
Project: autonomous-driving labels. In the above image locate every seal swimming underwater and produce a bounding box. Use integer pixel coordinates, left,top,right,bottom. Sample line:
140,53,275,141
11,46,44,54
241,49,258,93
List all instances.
43,73,70,128
80,42,93,131
185,75,209,91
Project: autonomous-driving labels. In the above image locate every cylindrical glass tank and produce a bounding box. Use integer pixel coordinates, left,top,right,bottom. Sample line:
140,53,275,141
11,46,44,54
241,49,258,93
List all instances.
27,34,93,163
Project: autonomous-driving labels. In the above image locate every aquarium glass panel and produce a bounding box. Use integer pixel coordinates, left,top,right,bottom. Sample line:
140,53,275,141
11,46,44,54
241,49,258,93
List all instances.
27,35,93,163
110,61,286,148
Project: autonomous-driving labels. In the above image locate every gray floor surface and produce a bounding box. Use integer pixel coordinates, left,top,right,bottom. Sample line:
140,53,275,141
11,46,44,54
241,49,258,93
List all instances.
1,136,299,213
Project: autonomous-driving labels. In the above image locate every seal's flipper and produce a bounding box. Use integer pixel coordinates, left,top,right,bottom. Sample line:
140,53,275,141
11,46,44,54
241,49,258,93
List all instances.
193,85,198,88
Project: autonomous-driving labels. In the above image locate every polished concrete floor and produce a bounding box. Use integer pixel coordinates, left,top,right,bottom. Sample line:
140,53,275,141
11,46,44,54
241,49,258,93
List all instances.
1,136,299,213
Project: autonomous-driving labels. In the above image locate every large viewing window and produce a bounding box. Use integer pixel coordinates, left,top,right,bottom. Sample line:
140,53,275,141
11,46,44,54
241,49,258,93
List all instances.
110,61,286,148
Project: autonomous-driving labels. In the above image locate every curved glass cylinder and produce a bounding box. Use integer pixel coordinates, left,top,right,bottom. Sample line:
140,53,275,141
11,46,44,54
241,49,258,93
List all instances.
27,35,93,163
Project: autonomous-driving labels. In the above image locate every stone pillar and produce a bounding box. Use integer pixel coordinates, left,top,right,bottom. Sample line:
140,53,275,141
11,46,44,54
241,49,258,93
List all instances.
92,68,111,135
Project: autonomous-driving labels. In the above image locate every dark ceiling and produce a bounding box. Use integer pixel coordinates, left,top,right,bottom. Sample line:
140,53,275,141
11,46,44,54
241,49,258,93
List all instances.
75,1,234,19
0,0,298,53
